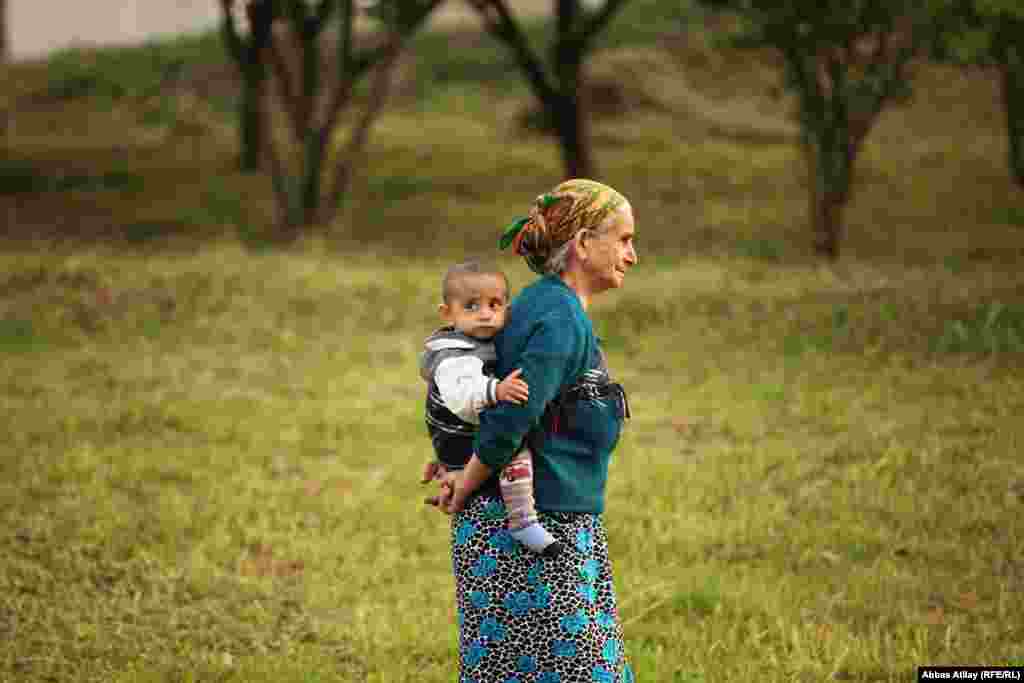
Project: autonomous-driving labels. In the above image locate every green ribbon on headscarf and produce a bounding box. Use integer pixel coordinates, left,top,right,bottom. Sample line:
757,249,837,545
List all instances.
499,194,560,251
499,216,530,251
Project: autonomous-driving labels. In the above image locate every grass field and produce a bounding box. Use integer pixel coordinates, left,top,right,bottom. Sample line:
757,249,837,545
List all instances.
1,2,1023,681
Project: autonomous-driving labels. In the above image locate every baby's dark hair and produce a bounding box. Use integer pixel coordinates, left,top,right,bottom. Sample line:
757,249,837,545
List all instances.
442,260,509,304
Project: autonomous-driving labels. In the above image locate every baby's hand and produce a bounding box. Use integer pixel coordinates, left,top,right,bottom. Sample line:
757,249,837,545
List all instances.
495,368,529,405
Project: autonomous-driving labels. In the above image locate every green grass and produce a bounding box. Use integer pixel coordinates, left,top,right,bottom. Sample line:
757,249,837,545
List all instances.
2,2,1024,681
1,246,1021,682
39,33,221,102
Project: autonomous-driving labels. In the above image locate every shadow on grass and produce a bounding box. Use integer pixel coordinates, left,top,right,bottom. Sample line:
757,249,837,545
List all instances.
0,159,146,195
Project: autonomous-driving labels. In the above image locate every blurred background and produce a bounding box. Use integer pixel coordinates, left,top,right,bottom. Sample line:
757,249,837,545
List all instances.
1,1,1022,682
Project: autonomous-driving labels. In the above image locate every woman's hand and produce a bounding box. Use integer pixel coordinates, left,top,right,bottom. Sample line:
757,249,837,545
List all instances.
425,454,492,514
446,479,471,515
425,469,462,512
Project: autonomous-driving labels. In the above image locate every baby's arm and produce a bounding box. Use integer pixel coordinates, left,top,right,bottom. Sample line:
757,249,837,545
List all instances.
434,355,498,425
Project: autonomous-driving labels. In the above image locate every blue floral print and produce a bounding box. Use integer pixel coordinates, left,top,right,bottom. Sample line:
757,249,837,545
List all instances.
452,499,631,681
504,591,533,617
465,641,488,668
576,528,593,553
517,655,538,674
469,590,491,610
527,561,544,585
489,529,518,554
532,584,553,610
580,558,601,583
455,521,478,546
482,500,506,520
601,638,620,665
471,555,497,578
480,616,508,643
560,610,590,635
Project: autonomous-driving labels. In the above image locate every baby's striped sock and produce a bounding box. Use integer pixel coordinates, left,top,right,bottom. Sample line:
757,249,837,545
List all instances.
500,450,558,554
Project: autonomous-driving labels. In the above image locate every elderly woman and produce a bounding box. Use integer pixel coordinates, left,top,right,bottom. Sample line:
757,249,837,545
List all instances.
433,179,638,682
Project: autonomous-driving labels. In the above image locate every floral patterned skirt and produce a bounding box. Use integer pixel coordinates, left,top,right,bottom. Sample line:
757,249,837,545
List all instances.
451,495,634,683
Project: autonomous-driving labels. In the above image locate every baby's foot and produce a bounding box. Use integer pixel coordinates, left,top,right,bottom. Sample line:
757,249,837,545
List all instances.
540,540,564,558
510,523,558,554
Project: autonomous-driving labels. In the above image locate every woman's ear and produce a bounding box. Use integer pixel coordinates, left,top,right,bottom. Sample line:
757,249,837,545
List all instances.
574,229,590,261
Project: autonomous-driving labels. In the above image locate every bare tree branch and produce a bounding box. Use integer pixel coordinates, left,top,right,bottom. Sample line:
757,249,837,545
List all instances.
314,0,337,27
338,0,354,80
323,0,443,139
468,0,558,103
320,48,388,155
577,0,627,49
219,0,244,62
261,97,298,229
267,33,306,141
324,38,403,222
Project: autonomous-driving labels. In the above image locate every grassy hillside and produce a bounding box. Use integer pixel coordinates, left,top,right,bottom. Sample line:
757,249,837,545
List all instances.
1,3,1023,682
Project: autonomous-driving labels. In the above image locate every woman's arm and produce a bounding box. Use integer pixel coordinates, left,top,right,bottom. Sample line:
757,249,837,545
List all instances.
435,313,586,514
444,454,492,513
474,314,585,470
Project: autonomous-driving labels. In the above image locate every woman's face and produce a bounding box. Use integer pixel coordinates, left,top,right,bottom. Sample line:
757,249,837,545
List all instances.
580,204,637,292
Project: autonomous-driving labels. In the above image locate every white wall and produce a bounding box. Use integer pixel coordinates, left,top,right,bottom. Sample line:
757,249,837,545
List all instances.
9,0,221,60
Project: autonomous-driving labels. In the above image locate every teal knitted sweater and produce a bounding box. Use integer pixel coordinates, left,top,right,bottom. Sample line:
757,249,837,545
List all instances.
474,275,623,514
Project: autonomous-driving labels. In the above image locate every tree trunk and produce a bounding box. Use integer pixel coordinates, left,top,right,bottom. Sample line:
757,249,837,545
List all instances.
0,0,8,63
552,91,594,179
804,137,848,261
814,188,845,260
240,61,267,172
552,0,593,179
1000,45,1024,189
232,0,275,172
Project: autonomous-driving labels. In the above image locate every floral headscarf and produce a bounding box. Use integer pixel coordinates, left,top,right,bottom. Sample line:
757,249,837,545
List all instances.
499,179,627,275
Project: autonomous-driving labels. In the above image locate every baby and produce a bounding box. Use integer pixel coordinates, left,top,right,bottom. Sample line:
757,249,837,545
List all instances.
419,260,562,556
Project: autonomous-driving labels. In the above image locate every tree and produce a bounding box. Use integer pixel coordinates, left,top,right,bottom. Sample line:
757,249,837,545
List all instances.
695,0,946,259
221,0,442,233
932,0,1024,188
1,0,8,63
466,0,630,179
221,0,276,171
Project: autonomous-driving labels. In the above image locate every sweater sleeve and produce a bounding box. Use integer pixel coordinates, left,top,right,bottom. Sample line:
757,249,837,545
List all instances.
475,315,584,471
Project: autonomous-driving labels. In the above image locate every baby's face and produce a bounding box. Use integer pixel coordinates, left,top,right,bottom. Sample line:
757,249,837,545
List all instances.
441,274,509,340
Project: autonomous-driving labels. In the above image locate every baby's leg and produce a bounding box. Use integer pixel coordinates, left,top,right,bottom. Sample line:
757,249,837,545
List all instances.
499,450,562,555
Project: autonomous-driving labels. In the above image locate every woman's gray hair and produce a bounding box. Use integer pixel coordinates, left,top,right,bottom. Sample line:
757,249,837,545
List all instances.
540,210,620,275
542,239,575,275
